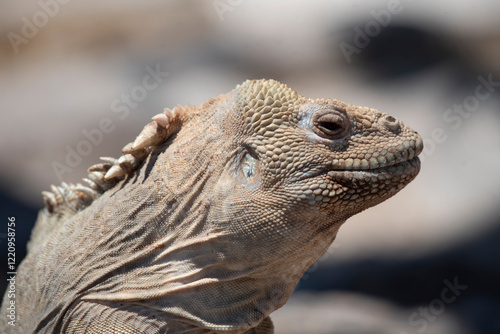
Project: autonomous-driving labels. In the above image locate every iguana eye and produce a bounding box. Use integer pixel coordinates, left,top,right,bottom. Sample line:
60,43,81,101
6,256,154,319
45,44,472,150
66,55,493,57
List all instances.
312,111,349,139
241,152,257,181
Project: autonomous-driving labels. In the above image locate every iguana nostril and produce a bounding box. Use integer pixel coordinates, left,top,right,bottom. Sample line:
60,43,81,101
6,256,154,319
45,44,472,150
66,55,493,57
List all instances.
381,114,401,132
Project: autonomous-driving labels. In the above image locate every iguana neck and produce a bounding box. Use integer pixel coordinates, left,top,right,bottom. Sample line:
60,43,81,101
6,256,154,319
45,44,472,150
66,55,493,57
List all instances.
79,182,337,331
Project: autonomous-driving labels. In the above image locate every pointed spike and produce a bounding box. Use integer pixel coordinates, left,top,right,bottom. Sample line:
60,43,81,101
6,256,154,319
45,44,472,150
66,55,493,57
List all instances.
61,182,71,191
118,154,139,171
118,154,136,164
42,191,56,212
122,142,134,154
104,164,127,181
88,163,112,173
87,164,101,173
130,147,148,159
100,156,119,164
68,183,83,197
131,122,164,151
171,104,185,116
152,113,170,128
60,184,78,201
61,182,73,197
122,144,147,158
83,178,101,191
57,185,68,198
74,185,98,199
163,107,174,119
50,185,64,204
50,184,60,195
87,171,105,185
42,191,56,202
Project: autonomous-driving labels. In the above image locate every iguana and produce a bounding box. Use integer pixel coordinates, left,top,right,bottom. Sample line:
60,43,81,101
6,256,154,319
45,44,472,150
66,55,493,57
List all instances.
1,79,423,333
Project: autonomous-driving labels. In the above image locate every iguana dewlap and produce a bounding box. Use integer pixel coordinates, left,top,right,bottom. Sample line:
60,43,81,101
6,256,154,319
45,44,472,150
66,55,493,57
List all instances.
1,79,423,333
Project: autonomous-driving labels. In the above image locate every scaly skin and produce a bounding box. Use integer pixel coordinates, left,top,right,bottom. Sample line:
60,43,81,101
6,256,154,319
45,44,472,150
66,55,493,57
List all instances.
0,79,422,333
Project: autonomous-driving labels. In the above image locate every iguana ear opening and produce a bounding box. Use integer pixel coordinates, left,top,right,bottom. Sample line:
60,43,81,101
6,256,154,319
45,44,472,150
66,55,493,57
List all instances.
236,147,261,189
240,152,259,182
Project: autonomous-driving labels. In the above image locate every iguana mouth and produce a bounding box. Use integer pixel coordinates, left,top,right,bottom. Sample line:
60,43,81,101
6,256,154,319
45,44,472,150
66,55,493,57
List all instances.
329,157,421,183
329,149,420,171
354,156,419,172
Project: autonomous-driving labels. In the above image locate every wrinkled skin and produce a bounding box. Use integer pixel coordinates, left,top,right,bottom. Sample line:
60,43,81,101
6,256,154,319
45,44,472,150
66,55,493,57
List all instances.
0,79,422,333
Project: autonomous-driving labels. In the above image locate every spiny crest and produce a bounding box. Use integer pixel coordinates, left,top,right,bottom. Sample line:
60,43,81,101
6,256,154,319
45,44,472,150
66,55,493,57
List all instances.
42,105,189,214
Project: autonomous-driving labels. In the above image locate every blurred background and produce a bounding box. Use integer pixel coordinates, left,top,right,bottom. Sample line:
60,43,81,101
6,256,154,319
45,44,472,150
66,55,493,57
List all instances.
1,0,499,333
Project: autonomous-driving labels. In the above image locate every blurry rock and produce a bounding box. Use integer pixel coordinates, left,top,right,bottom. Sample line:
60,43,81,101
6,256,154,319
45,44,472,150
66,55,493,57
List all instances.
272,291,469,334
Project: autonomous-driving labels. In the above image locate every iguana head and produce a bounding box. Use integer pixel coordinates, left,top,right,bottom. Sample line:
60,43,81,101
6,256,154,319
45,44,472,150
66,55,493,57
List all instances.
215,79,422,233
37,79,423,331
166,79,421,267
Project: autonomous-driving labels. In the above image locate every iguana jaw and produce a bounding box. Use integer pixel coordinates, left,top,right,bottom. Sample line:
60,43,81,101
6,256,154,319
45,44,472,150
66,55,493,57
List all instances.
324,129,423,185
328,144,422,171
329,156,421,185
